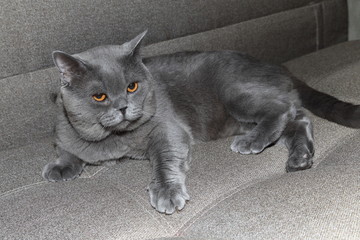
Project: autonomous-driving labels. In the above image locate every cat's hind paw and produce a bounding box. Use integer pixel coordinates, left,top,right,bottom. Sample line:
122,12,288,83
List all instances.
231,135,267,154
148,181,190,214
42,161,83,182
286,146,314,172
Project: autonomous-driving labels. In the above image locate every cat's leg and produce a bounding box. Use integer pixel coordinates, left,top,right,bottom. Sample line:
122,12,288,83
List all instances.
147,124,191,214
42,147,85,182
229,99,296,155
279,109,315,172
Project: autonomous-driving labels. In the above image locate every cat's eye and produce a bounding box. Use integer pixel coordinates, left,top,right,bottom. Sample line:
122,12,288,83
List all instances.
127,82,138,93
92,93,107,102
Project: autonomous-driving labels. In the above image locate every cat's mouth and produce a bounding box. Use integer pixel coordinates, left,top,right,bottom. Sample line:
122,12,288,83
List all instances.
99,110,143,131
100,117,131,132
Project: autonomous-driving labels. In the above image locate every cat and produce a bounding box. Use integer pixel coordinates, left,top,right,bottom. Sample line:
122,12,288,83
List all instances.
42,31,360,214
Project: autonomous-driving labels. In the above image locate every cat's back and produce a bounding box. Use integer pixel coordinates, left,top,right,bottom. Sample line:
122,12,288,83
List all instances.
144,51,243,91
143,51,209,80
143,50,284,83
144,50,293,98
144,51,225,105
143,51,249,141
143,51,295,141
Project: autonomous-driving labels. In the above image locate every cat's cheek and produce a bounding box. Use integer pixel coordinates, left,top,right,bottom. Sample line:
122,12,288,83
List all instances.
125,110,143,121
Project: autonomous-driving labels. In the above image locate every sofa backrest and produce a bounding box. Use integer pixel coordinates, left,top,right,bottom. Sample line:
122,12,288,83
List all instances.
0,0,348,79
0,0,348,151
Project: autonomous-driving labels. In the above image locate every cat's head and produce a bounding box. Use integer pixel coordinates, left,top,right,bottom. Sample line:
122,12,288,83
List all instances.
53,31,156,141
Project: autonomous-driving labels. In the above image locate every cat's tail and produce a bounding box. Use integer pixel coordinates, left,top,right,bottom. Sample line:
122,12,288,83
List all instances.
293,77,360,128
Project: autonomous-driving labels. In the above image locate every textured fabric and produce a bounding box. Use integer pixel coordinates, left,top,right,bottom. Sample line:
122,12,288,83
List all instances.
348,0,360,40
0,138,284,239
0,137,104,194
322,0,348,48
143,0,348,63
180,165,360,240
284,40,360,103
0,120,358,239
0,0,346,79
0,68,59,151
153,238,220,240
143,3,320,64
317,131,360,167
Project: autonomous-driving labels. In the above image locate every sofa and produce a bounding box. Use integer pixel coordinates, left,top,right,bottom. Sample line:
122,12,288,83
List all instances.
1,0,359,239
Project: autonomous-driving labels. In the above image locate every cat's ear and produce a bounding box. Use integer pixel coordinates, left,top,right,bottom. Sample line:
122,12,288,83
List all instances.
52,51,88,85
123,30,147,60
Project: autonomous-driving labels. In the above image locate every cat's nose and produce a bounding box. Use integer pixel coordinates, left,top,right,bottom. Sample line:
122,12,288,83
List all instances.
119,106,127,115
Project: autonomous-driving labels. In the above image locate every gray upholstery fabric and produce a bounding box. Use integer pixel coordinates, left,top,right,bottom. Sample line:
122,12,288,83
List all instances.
318,131,360,167
0,137,103,194
143,3,320,64
180,166,360,240
284,40,360,103
143,0,348,64
0,69,58,151
349,0,360,40
0,0,346,79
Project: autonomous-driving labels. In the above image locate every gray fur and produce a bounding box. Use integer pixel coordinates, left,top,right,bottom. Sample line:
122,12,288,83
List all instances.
43,31,360,214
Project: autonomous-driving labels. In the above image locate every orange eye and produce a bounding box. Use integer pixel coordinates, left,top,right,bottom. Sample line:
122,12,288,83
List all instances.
127,82,138,93
92,93,107,102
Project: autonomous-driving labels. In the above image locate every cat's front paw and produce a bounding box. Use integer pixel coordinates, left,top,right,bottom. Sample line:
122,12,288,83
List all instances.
42,161,83,182
148,181,190,214
231,135,268,154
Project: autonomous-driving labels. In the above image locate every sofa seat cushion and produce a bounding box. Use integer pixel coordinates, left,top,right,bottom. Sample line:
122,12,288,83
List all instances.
284,39,360,103
1,40,359,240
0,137,105,195
0,137,290,239
177,165,360,240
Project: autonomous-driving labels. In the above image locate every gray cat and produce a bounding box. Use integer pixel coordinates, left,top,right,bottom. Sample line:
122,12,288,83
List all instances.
42,31,360,214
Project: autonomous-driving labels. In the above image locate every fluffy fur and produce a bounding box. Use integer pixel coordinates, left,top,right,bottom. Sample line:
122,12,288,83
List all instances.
42,31,360,214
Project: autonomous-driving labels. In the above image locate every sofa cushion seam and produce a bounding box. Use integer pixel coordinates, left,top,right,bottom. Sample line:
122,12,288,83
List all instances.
111,182,176,235
313,4,320,51
175,173,285,236
0,181,48,200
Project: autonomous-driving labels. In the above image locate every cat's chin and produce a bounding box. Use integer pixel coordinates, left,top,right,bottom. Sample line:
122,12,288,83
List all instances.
101,113,141,132
106,120,131,132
